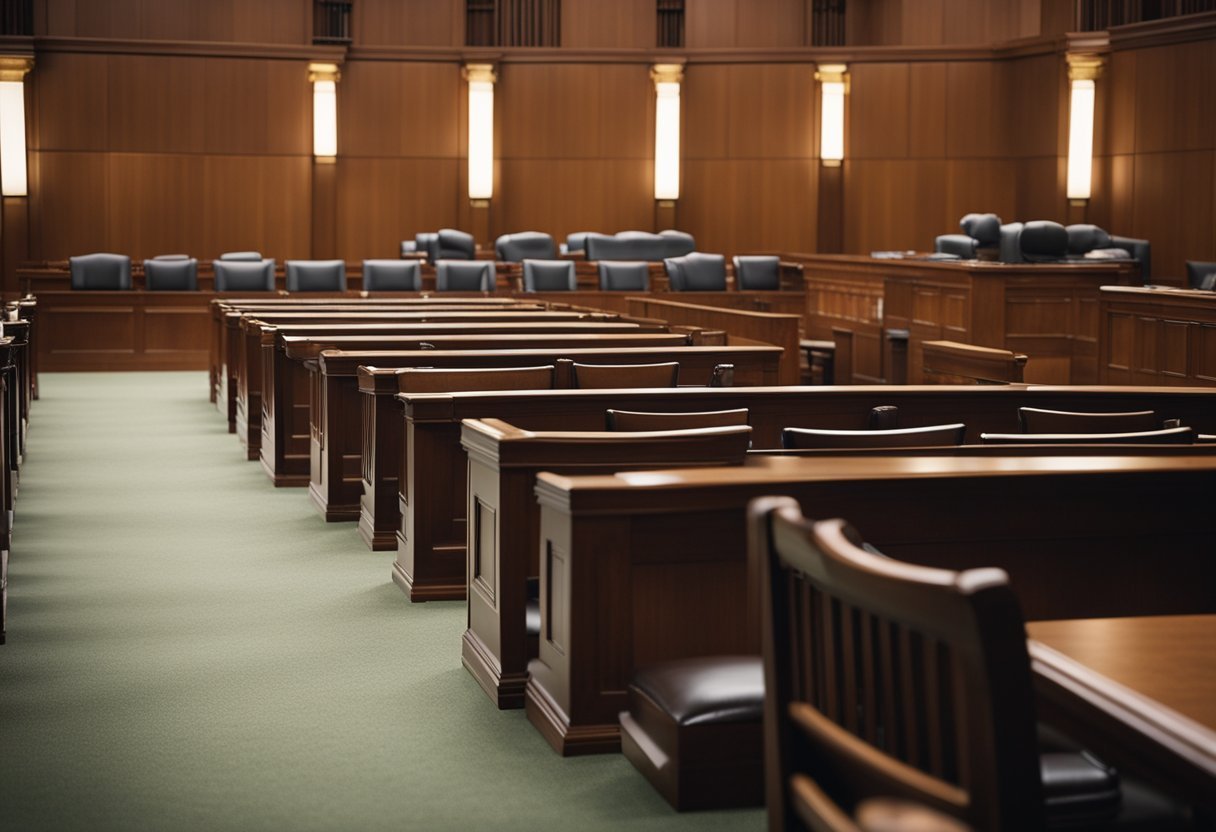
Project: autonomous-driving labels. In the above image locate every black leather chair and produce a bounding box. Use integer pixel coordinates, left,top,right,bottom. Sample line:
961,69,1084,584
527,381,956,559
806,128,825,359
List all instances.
436,228,475,260
285,259,346,292
597,261,649,291
213,259,275,292
218,251,263,262
143,256,198,291
69,253,132,290
362,260,420,292
1068,224,1152,281
658,229,696,257
733,255,780,290
935,213,1002,259
435,260,494,292
585,232,669,262
495,231,556,262
521,259,576,292
1186,260,1216,291
565,231,592,254
414,232,438,262
665,252,727,291
1018,221,1069,263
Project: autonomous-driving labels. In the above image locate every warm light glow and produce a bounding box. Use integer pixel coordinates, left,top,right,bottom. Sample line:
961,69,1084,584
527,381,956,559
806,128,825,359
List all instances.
0,78,27,196
1067,78,1095,201
817,64,847,167
653,78,681,200
312,79,337,159
468,78,495,200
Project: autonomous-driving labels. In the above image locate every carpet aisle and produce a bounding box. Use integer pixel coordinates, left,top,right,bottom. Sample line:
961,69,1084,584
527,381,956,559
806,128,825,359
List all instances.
0,372,762,831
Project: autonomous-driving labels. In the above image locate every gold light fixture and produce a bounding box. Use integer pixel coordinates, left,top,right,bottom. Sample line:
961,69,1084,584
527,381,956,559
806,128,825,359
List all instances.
464,63,497,205
0,56,33,197
815,63,848,168
309,62,340,162
651,63,683,204
1066,55,1103,205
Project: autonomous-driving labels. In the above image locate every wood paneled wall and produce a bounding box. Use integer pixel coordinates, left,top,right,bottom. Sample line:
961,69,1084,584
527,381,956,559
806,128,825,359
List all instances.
846,0,1069,46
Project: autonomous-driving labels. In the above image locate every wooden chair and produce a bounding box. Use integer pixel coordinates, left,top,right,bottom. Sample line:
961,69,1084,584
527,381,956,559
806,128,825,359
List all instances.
782,424,966,449
396,365,557,393
982,426,1193,446
1017,407,1162,434
569,361,680,389
606,408,749,431
750,497,1180,832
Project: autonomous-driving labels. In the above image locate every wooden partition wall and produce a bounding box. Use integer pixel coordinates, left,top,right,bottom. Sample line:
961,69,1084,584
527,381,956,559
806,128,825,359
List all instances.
3,2,1215,297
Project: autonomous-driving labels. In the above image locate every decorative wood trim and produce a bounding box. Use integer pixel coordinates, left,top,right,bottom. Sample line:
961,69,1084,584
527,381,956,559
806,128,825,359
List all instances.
1108,10,1216,50
28,36,346,62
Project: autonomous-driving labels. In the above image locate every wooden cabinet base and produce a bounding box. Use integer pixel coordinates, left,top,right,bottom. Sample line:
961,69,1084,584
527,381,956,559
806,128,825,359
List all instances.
389,558,465,602
462,630,528,710
525,679,621,756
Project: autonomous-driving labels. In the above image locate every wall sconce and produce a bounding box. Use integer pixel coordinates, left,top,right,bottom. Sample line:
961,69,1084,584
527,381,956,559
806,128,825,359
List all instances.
1066,55,1102,205
652,63,683,204
0,56,33,197
464,63,497,205
815,63,848,167
309,62,340,163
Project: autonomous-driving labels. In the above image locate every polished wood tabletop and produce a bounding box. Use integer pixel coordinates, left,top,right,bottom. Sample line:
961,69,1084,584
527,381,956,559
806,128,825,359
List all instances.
1028,615,1216,809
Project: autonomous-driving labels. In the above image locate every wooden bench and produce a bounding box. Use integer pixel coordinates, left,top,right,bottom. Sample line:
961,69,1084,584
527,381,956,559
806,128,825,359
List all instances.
459,418,754,708
527,453,1216,755
921,340,1028,384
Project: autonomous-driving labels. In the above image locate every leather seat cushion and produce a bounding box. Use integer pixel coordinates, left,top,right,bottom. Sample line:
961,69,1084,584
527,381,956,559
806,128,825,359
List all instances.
629,656,763,727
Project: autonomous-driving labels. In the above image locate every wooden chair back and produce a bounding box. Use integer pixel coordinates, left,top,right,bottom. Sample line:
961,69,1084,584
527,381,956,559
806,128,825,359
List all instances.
781,424,966,449
982,426,1193,445
750,496,1044,831
568,361,680,389
396,365,556,394
605,408,749,431
1017,407,1160,433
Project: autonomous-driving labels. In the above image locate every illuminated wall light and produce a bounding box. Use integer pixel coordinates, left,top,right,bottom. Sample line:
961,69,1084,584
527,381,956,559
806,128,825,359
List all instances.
815,64,848,167
651,64,683,203
464,63,497,204
0,56,33,197
1066,55,1103,205
309,63,340,162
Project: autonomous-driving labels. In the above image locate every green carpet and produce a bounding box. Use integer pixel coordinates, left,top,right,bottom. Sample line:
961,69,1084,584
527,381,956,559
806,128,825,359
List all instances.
0,372,763,831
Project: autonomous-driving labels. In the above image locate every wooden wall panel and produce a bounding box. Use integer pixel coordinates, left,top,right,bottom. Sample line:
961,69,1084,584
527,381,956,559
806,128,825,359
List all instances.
339,61,461,159
354,0,463,47
105,56,207,154
561,0,654,48
848,63,910,160
497,159,654,242
843,160,948,254
106,154,207,257
31,151,110,256
200,156,312,259
846,0,1048,45
685,0,741,48
726,64,816,159
41,0,309,44
680,160,818,255
31,52,110,152
1131,152,1215,280
336,159,461,260
1133,41,1216,155
686,0,808,48
683,65,730,160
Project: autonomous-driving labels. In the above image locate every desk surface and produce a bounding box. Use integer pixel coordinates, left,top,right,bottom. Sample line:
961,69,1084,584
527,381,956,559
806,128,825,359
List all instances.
1028,615,1216,807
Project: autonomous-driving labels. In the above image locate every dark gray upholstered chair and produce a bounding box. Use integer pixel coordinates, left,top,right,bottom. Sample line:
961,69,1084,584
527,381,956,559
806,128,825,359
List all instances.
496,231,557,262
598,261,649,291
415,232,438,262
935,213,1002,259
143,256,198,291
733,255,780,290
435,260,494,292
1018,221,1069,263
362,259,421,292
219,251,263,261
285,259,346,292
665,252,727,291
1065,224,1151,280
436,228,475,260
998,222,1025,262
585,232,669,261
69,253,133,290
659,229,696,257
521,259,576,292
1186,260,1216,290
400,240,418,256
565,232,592,254
213,259,275,292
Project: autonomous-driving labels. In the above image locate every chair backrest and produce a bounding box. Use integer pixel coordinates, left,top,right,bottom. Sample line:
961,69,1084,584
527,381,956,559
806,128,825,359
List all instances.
566,231,592,253
362,259,421,292
667,252,727,291
1185,260,1216,291
598,261,650,291
959,213,1001,247
400,240,417,256
396,365,557,393
781,423,966,449
69,253,132,290
1064,223,1112,255
219,251,262,261
416,232,439,263
522,259,576,292
437,228,476,260
982,426,1193,445
285,259,346,292
997,222,1024,263
435,260,494,291
496,231,557,262
934,234,977,258
143,257,198,291
1018,221,1068,263
570,361,680,389
606,408,749,431
752,497,1045,831
733,255,781,290
213,259,275,292
584,232,668,261
1018,407,1160,434
658,229,696,257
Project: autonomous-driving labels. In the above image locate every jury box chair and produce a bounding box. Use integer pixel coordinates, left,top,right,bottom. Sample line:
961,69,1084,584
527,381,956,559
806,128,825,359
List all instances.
213,258,275,292
1186,260,1216,290
143,255,198,291
435,260,495,292
495,231,557,262
521,259,576,292
664,252,728,291
285,259,346,292
69,253,132,290
362,260,421,292
733,255,781,290
598,261,650,291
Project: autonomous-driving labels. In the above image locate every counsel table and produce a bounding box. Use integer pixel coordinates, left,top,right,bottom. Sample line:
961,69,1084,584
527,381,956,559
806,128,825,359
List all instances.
1028,615,1216,813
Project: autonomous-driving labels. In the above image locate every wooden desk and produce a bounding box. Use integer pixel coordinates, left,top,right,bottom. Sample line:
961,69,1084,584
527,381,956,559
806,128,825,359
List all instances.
527,455,1216,755
1099,285,1216,386
1028,615,1216,812
789,254,1138,385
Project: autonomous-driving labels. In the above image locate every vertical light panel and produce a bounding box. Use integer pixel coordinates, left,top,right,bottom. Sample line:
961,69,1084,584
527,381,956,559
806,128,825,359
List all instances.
0,57,32,198
1066,55,1102,205
465,63,497,202
816,64,847,167
309,63,340,162
651,64,683,202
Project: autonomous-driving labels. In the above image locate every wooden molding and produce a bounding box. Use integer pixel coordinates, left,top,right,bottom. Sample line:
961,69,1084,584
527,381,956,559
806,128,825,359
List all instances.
1108,10,1216,50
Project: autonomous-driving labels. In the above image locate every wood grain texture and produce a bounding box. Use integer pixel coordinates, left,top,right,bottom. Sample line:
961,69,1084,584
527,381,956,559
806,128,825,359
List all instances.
354,0,463,47
41,0,309,43
561,0,654,48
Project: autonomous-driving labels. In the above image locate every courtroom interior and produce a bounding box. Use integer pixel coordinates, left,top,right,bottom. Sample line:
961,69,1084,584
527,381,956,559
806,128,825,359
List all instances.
1,1,1215,830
